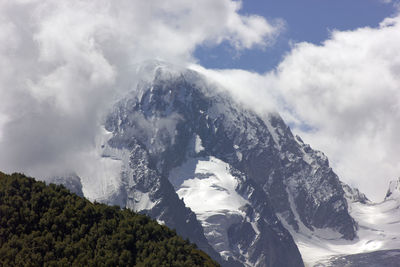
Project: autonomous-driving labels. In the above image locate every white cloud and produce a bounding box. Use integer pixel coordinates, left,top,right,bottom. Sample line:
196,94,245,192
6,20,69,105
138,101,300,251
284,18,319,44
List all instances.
193,14,400,203
189,64,281,115
272,14,400,202
0,0,281,179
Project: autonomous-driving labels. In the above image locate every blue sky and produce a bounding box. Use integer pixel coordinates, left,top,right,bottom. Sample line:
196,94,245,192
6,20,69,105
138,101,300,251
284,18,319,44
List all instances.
195,0,397,72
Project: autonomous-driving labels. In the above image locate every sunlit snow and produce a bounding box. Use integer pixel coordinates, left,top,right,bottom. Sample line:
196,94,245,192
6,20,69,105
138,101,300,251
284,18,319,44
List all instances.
169,156,249,260
288,198,400,266
169,156,248,213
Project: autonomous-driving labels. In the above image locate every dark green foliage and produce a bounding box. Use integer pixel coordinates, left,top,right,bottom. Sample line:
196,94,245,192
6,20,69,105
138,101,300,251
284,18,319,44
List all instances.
0,172,219,267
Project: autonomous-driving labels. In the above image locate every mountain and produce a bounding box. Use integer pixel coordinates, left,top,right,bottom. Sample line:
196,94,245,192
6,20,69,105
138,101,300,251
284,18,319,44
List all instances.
294,179,400,266
32,61,400,266
61,61,368,267
96,62,304,266
385,177,400,201
0,172,219,267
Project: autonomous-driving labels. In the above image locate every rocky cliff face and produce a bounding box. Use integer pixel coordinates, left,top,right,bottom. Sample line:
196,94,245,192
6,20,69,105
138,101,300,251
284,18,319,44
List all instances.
342,182,370,204
70,61,358,266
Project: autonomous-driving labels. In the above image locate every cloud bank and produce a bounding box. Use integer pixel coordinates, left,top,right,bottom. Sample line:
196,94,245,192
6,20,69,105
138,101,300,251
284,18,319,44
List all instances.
0,0,281,179
275,15,400,202
196,14,400,202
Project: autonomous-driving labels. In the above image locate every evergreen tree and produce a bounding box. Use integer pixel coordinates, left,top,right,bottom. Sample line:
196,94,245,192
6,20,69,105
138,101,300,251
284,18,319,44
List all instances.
0,172,219,267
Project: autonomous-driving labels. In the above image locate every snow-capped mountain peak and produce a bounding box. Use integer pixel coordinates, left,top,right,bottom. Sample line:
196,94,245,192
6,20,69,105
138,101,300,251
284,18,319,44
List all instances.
385,177,400,201
53,62,400,266
46,62,400,267
100,64,309,266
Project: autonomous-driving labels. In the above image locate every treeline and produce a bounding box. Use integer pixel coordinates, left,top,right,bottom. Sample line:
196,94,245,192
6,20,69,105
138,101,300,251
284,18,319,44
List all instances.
0,172,219,267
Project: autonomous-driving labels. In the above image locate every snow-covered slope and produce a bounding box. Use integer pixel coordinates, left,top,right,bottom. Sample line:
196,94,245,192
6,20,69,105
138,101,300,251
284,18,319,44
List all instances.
169,156,249,217
169,156,250,260
315,249,400,267
292,180,400,266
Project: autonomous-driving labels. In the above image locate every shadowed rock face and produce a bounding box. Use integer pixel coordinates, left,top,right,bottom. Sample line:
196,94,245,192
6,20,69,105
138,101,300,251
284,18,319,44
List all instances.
94,62,355,266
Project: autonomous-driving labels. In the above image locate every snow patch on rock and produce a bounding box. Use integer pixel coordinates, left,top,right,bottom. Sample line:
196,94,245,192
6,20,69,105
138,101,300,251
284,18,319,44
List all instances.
132,191,156,211
169,156,249,214
195,135,205,153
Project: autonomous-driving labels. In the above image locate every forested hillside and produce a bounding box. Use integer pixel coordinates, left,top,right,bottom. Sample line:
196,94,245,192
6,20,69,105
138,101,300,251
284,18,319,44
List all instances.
0,172,219,267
